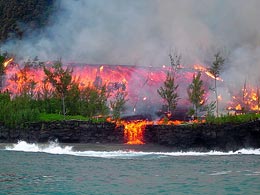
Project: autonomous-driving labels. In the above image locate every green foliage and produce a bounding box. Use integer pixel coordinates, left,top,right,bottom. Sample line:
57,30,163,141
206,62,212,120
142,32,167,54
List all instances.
0,0,55,42
110,90,128,120
79,85,109,117
66,82,81,115
0,93,40,127
206,113,260,125
209,52,225,78
158,72,179,113
38,113,106,123
0,53,5,75
44,60,73,116
203,101,216,117
209,52,225,117
187,72,205,118
158,53,181,115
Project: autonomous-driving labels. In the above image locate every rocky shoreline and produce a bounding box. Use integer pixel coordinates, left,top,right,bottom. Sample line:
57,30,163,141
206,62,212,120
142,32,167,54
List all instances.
0,119,260,152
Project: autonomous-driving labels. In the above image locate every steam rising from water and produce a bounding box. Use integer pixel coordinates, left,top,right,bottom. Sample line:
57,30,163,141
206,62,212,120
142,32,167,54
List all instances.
2,0,260,106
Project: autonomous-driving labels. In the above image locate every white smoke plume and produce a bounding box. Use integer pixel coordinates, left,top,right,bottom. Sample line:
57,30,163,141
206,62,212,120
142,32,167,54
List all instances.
2,0,260,113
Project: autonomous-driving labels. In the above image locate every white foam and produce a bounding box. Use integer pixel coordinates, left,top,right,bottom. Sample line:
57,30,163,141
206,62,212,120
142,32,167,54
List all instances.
4,141,260,159
209,171,232,176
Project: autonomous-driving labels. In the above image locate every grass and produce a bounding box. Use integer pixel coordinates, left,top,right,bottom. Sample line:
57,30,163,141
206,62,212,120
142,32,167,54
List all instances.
38,113,107,123
205,113,260,125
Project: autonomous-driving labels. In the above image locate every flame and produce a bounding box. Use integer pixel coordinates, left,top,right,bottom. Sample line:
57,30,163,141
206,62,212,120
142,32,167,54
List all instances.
120,120,153,145
235,104,242,110
3,58,13,68
156,119,183,125
228,86,260,112
193,64,223,81
99,65,104,72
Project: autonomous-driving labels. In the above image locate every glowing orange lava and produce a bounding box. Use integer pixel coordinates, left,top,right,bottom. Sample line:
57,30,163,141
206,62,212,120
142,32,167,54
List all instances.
120,120,153,145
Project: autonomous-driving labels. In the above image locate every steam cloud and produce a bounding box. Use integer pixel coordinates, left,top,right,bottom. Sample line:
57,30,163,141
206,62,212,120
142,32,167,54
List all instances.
3,0,260,89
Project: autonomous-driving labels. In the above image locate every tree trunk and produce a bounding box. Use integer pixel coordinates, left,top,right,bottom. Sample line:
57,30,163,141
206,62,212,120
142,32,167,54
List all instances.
215,78,218,117
62,94,66,118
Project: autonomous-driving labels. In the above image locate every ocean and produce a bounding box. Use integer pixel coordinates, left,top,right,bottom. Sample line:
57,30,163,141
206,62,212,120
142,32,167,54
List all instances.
0,141,260,195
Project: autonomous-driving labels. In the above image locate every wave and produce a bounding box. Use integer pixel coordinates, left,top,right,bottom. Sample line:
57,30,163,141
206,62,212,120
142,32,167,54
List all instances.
3,141,260,159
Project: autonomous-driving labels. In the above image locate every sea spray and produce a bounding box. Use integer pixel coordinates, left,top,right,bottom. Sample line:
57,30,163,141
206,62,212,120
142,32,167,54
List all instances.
4,141,260,159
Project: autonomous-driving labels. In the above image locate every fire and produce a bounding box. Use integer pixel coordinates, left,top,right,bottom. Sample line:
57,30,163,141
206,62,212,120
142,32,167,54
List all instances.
193,64,223,81
235,104,242,110
99,65,104,72
157,119,183,125
228,86,260,112
120,120,153,145
3,58,13,68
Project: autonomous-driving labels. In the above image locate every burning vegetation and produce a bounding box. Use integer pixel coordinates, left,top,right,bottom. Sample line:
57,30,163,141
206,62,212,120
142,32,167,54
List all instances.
0,53,260,144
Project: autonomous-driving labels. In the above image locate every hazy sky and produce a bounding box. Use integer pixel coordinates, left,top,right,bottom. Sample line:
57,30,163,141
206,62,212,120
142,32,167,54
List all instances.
3,0,260,86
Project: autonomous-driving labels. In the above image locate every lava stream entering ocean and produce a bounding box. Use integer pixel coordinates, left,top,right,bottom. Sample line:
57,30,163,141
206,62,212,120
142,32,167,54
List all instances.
120,120,153,145
119,119,205,145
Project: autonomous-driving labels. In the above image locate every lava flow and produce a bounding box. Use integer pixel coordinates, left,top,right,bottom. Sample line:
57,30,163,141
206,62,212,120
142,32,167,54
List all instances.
119,120,153,145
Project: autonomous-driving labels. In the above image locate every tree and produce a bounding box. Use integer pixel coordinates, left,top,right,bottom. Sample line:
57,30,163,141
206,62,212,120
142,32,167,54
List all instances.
44,60,73,117
257,86,260,114
79,85,109,117
187,71,205,119
157,53,181,117
110,89,128,120
10,66,37,97
209,52,225,117
0,52,7,90
0,53,5,75
158,72,179,116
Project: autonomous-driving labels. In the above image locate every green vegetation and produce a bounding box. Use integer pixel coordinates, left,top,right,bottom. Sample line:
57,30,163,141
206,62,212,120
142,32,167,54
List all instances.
187,71,205,119
0,0,55,42
44,60,73,117
205,113,260,125
38,113,106,123
158,53,181,116
110,88,128,120
0,92,40,127
0,59,111,127
209,52,225,117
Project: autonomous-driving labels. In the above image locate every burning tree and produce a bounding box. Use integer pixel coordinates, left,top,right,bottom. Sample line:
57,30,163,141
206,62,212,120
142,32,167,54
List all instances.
209,52,225,117
44,60,73,117
10,66,37,97
0,53,7,90
110,87,128,120
187,71,205,119
157,53,181,117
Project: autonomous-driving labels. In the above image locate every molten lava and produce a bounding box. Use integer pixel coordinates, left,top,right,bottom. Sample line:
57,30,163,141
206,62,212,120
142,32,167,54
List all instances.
120,120,153,145
2,59,260,145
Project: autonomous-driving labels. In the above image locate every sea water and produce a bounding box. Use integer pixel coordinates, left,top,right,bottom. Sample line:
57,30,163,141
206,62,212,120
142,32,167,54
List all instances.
0,141,260,195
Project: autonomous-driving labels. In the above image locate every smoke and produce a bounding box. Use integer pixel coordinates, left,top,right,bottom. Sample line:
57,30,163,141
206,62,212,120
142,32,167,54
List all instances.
2,0,260,113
